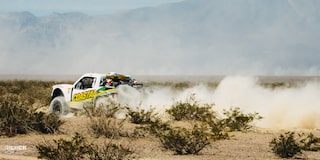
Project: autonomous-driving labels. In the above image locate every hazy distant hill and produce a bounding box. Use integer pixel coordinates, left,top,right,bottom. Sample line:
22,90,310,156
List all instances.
0,0,319,75
0,12,89,48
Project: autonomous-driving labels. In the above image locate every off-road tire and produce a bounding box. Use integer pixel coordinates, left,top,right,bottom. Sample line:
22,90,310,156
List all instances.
49,96,69,116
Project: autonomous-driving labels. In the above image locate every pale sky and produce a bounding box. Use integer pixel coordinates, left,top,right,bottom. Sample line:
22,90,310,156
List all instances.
0,0,183,16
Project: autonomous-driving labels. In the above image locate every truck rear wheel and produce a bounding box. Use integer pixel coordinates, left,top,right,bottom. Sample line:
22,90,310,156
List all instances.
49,96,69,116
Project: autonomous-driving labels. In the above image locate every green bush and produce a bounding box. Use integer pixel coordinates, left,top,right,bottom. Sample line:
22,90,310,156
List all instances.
29,112,64,134
166,96,263,140
270,132,302,158
142,118,171,137
270,132,320,158
0,96,30,136
88,142,133,160
222,107,262,131
166,95,263,141
173,82,193,90
37,133,90,160
261,82,289,89
204,118,229,140
158,124,211,155
37,133,133,160
127,107,157,124
140,117,211,155
166,94,215,121
0,95,63,137
82,100,122,118
298,133,320,151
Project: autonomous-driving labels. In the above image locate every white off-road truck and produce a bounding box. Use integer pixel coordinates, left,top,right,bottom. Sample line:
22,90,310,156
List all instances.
49,72,142,116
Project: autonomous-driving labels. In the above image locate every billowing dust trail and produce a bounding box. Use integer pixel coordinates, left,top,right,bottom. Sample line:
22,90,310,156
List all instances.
117,76,320,129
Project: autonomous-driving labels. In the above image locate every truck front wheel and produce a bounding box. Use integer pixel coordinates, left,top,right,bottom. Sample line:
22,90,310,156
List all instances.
49,96,69,116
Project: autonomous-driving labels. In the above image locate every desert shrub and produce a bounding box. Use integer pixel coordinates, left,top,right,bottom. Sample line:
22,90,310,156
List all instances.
130,127,150,138
173,82,193,90
222,107,262,131
88,142,133,160
270,132,302,158
0,95,64,137
0,80,57,107
37,133,133,160
0,86,5,95
207,82,219,89
142,118,171,137
166,94,215,121
165,96,263,140
83,100,123,118
204,118,229,140
165,95,263,139
29,112,64,134
140,116,211,155
158,124,211,155
262,82,290,89
0,96,30,136
298,133,320,151
127,107,157,124
37,133,91,160
270,132,320,158
90,117,126,138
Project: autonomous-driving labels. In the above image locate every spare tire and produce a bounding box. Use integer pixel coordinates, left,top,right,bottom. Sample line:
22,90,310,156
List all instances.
49,96,69,116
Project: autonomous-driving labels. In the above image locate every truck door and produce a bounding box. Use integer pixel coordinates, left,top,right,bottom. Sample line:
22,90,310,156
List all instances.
72,77,96,102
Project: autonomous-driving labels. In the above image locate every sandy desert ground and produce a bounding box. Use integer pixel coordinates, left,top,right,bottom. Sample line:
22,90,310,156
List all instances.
1,76,320,159
1,117,320,160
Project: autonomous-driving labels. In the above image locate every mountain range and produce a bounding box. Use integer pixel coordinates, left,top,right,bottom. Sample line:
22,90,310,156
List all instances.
0,0,319,75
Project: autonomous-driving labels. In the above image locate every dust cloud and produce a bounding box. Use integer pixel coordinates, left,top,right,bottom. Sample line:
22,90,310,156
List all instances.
212,76,320,129
117,76,320,129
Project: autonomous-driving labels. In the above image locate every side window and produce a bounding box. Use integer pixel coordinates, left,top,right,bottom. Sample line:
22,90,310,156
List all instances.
75,77,96,90
100,76,106,86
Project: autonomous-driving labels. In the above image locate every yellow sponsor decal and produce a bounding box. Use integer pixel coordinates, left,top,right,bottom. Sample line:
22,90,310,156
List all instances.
96,88,116,97
73,90,95,101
